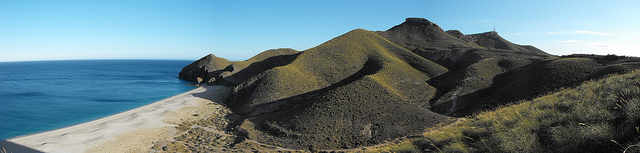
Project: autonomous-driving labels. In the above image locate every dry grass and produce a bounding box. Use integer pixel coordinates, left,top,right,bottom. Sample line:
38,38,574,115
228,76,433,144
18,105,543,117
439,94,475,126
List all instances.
374,70,640,152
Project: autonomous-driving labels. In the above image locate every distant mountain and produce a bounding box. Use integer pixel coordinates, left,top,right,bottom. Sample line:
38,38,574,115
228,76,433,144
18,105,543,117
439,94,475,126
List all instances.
176,17,640,151
375,18,480,51
447,30,547,55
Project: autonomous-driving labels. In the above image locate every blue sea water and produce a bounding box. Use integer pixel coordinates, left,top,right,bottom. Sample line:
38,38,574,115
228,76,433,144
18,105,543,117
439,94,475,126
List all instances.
0,60,195,140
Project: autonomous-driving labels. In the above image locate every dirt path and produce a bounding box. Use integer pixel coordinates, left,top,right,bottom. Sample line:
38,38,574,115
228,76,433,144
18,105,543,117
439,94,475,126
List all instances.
321,118,465,152
447,65,479,116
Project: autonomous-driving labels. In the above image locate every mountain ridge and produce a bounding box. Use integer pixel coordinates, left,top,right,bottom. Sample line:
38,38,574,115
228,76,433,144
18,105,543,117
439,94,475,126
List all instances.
172,17,640,151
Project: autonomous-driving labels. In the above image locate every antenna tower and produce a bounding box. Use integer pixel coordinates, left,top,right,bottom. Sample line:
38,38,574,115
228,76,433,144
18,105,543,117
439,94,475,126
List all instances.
492,23,497,37
493,23,496,32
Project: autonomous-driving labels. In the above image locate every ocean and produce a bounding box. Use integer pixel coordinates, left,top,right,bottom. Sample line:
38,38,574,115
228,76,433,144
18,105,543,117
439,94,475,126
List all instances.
0,60,195,140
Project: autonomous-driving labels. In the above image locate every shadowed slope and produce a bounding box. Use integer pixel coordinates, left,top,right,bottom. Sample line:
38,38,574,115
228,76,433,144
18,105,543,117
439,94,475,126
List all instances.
0,141,43,153
437,54,640,117
375,18,549,71
372,70,640,153
491,57,600,103
228,29,452,149
447,30,549,56
375,18,480,51
427,49,546,115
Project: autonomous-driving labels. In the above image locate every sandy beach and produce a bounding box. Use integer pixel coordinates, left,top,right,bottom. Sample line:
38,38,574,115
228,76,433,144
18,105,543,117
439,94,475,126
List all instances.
0,85,231,153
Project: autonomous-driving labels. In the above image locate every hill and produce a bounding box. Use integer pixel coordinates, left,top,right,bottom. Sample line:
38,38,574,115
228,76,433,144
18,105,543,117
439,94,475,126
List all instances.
447,30,548,56
435,54,640,117
229,29,452,149
171,17,640,151
375,18,480,55
372,18,640,117
371,70,640,152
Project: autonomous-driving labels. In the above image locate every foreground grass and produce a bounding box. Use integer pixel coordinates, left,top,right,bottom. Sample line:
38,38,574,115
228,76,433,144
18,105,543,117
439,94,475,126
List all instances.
372,70,640,152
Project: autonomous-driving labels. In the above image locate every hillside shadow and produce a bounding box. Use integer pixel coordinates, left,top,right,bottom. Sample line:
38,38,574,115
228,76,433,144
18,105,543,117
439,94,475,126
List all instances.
428,56,545,117
226,58,456,149
442,55,640,117
227,58,385,145
0,140,43,153
235,57,383,117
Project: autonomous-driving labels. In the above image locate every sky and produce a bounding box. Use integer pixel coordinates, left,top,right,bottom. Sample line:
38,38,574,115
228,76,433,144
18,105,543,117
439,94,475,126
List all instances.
1,0,639,62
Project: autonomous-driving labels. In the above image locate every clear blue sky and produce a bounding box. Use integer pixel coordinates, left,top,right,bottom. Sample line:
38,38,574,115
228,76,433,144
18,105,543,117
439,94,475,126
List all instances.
1,0,638,62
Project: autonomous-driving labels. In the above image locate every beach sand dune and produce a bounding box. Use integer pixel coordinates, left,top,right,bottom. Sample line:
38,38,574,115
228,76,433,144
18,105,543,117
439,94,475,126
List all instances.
0,85,230,153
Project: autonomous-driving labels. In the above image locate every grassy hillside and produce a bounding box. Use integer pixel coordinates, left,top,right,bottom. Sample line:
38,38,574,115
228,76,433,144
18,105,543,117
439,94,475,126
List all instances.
230,28,448,112
228,29,453,149
173,17,640,151
371,70,640,153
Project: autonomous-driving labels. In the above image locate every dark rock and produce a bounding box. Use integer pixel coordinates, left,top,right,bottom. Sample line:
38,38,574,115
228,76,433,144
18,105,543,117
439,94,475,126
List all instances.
179,49,300,85
405,17,436,26
445,30,465,38
178,54,231,83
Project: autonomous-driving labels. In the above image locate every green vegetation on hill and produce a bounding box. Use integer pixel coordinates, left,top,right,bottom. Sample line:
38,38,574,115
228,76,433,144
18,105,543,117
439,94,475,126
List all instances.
371,70,640,153
228,29,452,149
231,29,448,112
174,17,640,151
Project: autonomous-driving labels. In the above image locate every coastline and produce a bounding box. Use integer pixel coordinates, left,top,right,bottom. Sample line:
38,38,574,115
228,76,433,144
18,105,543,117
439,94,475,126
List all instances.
0,85,231,153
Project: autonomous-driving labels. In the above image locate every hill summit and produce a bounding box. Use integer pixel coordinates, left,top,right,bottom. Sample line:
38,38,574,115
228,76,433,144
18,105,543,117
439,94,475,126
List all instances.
174,17,640,151
376,18,480,51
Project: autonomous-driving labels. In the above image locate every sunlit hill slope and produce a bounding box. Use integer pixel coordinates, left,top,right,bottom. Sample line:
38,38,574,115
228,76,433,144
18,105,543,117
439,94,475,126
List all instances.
176,17,640,151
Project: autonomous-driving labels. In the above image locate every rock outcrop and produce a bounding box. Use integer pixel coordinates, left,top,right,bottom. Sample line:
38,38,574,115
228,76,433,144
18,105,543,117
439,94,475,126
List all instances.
178,54,232,85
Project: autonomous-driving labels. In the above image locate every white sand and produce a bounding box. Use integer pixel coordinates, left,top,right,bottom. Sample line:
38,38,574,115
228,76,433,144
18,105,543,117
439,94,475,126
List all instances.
2,85,230,153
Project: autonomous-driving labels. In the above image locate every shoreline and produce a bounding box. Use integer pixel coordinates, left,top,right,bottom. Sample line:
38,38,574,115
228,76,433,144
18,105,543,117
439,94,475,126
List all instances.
0,85,231,153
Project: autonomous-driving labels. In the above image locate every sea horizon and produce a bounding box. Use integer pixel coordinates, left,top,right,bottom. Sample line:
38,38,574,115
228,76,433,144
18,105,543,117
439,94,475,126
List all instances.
0,58,198,63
